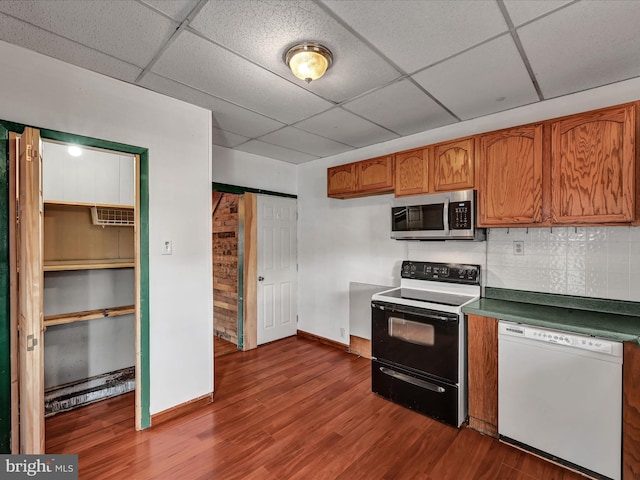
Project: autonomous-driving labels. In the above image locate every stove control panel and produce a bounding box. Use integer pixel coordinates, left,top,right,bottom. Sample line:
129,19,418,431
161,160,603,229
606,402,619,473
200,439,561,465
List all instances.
401,261,480,284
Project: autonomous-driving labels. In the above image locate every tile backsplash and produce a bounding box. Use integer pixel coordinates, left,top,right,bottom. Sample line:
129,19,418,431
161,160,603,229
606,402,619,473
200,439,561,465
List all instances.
487,227,640,302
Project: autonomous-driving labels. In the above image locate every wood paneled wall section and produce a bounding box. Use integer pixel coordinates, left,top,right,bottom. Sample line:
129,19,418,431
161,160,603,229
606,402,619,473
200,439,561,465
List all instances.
212,193,239,345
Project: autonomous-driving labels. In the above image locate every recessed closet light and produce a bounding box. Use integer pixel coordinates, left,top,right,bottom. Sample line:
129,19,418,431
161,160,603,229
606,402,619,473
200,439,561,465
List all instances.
68,146,82,157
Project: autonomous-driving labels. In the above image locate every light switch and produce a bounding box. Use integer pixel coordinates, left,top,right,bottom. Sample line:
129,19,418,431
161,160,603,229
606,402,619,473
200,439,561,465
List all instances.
162,240,172,255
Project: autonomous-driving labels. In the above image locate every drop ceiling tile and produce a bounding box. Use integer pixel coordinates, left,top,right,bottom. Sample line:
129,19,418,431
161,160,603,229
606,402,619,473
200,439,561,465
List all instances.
518,1,640,99
139,0,200,21
260,127,353,158
0,12,142,82
294,108,398,148
323,0,507,73
236,140,319,164
502,0,572,27
152,30,333,124
188,0,400,103
139,72,285,138
413,35,538,121
343,79,458,136
212,127,248,148
0,0,176,68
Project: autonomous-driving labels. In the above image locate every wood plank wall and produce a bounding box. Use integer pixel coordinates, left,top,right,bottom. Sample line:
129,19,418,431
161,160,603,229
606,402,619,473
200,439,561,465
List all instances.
212,193,239,345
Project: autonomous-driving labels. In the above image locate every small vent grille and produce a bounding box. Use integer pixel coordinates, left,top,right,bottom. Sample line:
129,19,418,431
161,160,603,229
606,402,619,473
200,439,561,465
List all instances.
91,206,134,227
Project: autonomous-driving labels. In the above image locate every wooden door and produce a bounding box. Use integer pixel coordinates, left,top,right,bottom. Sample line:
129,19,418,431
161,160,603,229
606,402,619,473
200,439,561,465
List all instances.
357,155,394,194
394,148,429,197
17,127,45,453
432,138,475,192
551,104,635,224
256,195,297,345
478,124,543,226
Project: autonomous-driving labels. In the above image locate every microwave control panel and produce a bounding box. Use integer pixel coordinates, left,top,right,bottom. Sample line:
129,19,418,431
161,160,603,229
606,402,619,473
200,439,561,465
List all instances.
449,201,472,230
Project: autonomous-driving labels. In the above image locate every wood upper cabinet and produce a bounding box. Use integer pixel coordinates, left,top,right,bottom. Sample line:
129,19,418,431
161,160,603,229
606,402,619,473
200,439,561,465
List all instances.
327,155,394,199
467,314,498,438
432,137,475,192
395,148,429,197
357,155,394,194
478,124,544,226
327,163,357,198
551,104,636,224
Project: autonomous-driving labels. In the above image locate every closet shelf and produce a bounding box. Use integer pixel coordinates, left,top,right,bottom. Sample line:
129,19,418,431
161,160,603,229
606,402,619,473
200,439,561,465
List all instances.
44,305,135,327
44,200,134,209
44,259,135,271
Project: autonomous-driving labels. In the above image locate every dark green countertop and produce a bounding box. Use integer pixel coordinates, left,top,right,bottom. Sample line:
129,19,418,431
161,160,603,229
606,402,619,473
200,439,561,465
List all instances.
462,287,640,344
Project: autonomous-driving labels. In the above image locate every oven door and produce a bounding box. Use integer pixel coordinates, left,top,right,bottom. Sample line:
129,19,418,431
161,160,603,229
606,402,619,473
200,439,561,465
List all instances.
371,301,459,383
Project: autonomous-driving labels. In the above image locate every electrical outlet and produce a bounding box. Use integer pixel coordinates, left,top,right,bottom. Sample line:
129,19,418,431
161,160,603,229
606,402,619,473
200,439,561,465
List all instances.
513,240,524,255
340,328,345,338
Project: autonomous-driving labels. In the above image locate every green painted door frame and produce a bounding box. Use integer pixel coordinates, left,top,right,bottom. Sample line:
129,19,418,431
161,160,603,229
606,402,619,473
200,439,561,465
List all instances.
0,121,151,452
0,124,10,452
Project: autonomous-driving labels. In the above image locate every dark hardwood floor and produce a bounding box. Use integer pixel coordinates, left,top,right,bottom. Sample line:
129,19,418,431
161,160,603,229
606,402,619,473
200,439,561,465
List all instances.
214,335,240,357
46,336,586,479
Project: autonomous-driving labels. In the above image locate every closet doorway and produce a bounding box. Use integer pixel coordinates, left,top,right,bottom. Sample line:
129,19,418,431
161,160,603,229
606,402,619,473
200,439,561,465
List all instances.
6,125,150,454
41,140,137,418
211,187,297,359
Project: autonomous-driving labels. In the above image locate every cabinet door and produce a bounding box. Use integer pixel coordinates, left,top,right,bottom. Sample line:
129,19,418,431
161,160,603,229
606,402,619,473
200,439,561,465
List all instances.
357,155,394,194
432,138,474,192
624,342,640,479
479,124,543,226
394,148,429,197
467,314,498,438
551,104,635,224
327,163,356,198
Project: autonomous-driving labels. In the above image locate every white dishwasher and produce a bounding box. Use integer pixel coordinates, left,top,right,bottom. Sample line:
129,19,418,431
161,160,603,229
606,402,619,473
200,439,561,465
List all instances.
498,321,622,480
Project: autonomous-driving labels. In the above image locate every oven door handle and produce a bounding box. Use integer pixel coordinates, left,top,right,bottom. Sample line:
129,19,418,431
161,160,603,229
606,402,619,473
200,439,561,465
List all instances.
379,367,446,393
373,302,458,322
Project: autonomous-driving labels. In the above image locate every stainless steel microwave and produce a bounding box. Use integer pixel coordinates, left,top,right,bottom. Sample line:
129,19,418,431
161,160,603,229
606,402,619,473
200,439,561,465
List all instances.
391,189,485,241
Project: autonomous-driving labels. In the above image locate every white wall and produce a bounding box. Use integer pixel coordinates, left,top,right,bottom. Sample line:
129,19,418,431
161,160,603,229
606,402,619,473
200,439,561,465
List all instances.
0,40,213,416
297,76,640,344
212,144,297,195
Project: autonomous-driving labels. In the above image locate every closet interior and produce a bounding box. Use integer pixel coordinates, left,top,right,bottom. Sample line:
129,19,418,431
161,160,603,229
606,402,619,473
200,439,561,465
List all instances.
41,141,136,416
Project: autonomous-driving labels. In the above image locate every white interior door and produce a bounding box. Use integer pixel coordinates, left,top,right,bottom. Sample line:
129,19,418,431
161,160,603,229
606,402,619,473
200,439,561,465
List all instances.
257,195,297,345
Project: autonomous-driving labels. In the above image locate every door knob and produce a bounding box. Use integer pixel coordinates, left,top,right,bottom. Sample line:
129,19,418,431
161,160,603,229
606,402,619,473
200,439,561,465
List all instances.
258,276,264,282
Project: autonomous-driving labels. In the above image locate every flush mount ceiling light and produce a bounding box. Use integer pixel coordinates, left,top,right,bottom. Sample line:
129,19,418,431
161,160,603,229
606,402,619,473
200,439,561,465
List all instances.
284,42,333,83
67,145,82,157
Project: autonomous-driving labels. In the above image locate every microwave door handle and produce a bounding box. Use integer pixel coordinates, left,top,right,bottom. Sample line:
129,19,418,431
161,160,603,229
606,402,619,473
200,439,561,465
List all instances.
443,199,450,234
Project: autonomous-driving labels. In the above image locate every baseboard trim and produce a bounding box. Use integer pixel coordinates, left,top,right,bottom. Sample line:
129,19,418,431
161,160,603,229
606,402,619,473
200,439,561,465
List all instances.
297,330,348,352
151,393,213,427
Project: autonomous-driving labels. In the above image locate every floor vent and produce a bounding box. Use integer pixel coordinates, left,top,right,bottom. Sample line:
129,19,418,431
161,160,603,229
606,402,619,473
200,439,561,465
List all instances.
45,367,135,417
